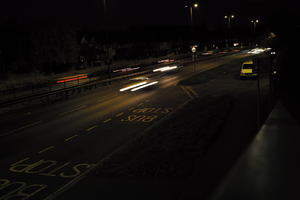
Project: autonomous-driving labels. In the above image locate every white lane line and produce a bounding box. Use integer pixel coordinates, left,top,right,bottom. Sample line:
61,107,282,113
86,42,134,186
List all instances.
65,134,79,142
128,107,135,111
86,125,98,132
59,105,87,116
38,146,55,154
186,86,199,98
115,112,124,117
2,121,43,136
103,118,112,123
180,86,194,100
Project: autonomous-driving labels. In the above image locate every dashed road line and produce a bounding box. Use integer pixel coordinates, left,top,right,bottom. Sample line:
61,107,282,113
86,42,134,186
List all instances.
128,107,135,111
103,118,112,123
86,125,98,132
65,134,79,142
2,120,43,137
115,112,124,117
38,146,55,154
59,105,87,116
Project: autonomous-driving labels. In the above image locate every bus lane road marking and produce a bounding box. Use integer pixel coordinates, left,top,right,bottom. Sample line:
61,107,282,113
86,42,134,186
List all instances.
120,107,174,123
8,157,96,179
0,178,47,200
1,157,97,200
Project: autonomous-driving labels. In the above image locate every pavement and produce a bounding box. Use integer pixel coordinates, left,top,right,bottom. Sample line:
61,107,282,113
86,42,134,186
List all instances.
207,101,300,200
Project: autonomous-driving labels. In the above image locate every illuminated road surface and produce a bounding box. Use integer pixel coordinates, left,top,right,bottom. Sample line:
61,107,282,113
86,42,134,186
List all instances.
0,52,251,200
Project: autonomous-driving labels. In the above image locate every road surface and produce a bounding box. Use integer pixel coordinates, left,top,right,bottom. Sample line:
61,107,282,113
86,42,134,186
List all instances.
0,51,251,200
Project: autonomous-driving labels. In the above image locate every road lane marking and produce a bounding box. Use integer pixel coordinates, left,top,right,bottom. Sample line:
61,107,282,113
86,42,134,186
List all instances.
186,86,199,98
115,112,124,117
38,146,55,154
59,105,87,116
2,121,43,137
86,125,98,132
65,134,79,142
180,86,194,100
103,118,112,123
128,107,135,111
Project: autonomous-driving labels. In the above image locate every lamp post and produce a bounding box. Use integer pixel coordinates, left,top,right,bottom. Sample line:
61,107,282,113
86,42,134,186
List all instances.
224,15,235,29
251,19,260,34
224,15,235,47
185,3,199,26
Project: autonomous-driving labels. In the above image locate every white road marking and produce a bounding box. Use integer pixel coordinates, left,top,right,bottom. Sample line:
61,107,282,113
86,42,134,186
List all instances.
103,118,112,123
38,146,55,154
65,134,79,142
86,125,98,132
128,107,135,111
2,121,43,136
180,86,194,100
186,86,199,98
115,112,124,117
59,105,87,116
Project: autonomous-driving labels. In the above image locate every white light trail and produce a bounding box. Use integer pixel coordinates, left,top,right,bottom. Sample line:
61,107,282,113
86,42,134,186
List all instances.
131,81,158,91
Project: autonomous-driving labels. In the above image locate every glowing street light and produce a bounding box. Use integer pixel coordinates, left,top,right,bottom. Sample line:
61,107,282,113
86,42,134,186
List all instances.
224,14,235,28
251,19,260,34
185,2,199,26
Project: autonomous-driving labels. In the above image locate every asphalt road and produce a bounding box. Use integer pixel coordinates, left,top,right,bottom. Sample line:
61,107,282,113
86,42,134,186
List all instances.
0,51,252,200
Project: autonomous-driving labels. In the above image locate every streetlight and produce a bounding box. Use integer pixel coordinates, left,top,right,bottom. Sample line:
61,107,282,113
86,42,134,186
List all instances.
185,3,199,26
224,14,235,47
251,19,260,34
224,14,235,29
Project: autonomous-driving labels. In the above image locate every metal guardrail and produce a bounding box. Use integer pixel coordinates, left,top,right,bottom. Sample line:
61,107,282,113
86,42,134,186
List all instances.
0,68,154,109
0,49,246,109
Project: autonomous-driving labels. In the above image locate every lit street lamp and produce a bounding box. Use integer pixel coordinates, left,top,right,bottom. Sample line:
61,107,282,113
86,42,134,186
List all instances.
185,3,199,26
224,14,235,47
224,14,235,29
251,19,260,34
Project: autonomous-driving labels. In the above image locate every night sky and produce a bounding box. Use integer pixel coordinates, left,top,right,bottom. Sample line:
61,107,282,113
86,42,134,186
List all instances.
0,0,294,29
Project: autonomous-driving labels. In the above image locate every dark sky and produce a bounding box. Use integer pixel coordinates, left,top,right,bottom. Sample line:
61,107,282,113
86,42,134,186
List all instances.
0,0,294,29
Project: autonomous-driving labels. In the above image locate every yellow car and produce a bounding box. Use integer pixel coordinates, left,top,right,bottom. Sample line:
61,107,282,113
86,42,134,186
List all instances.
240,60,258,78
